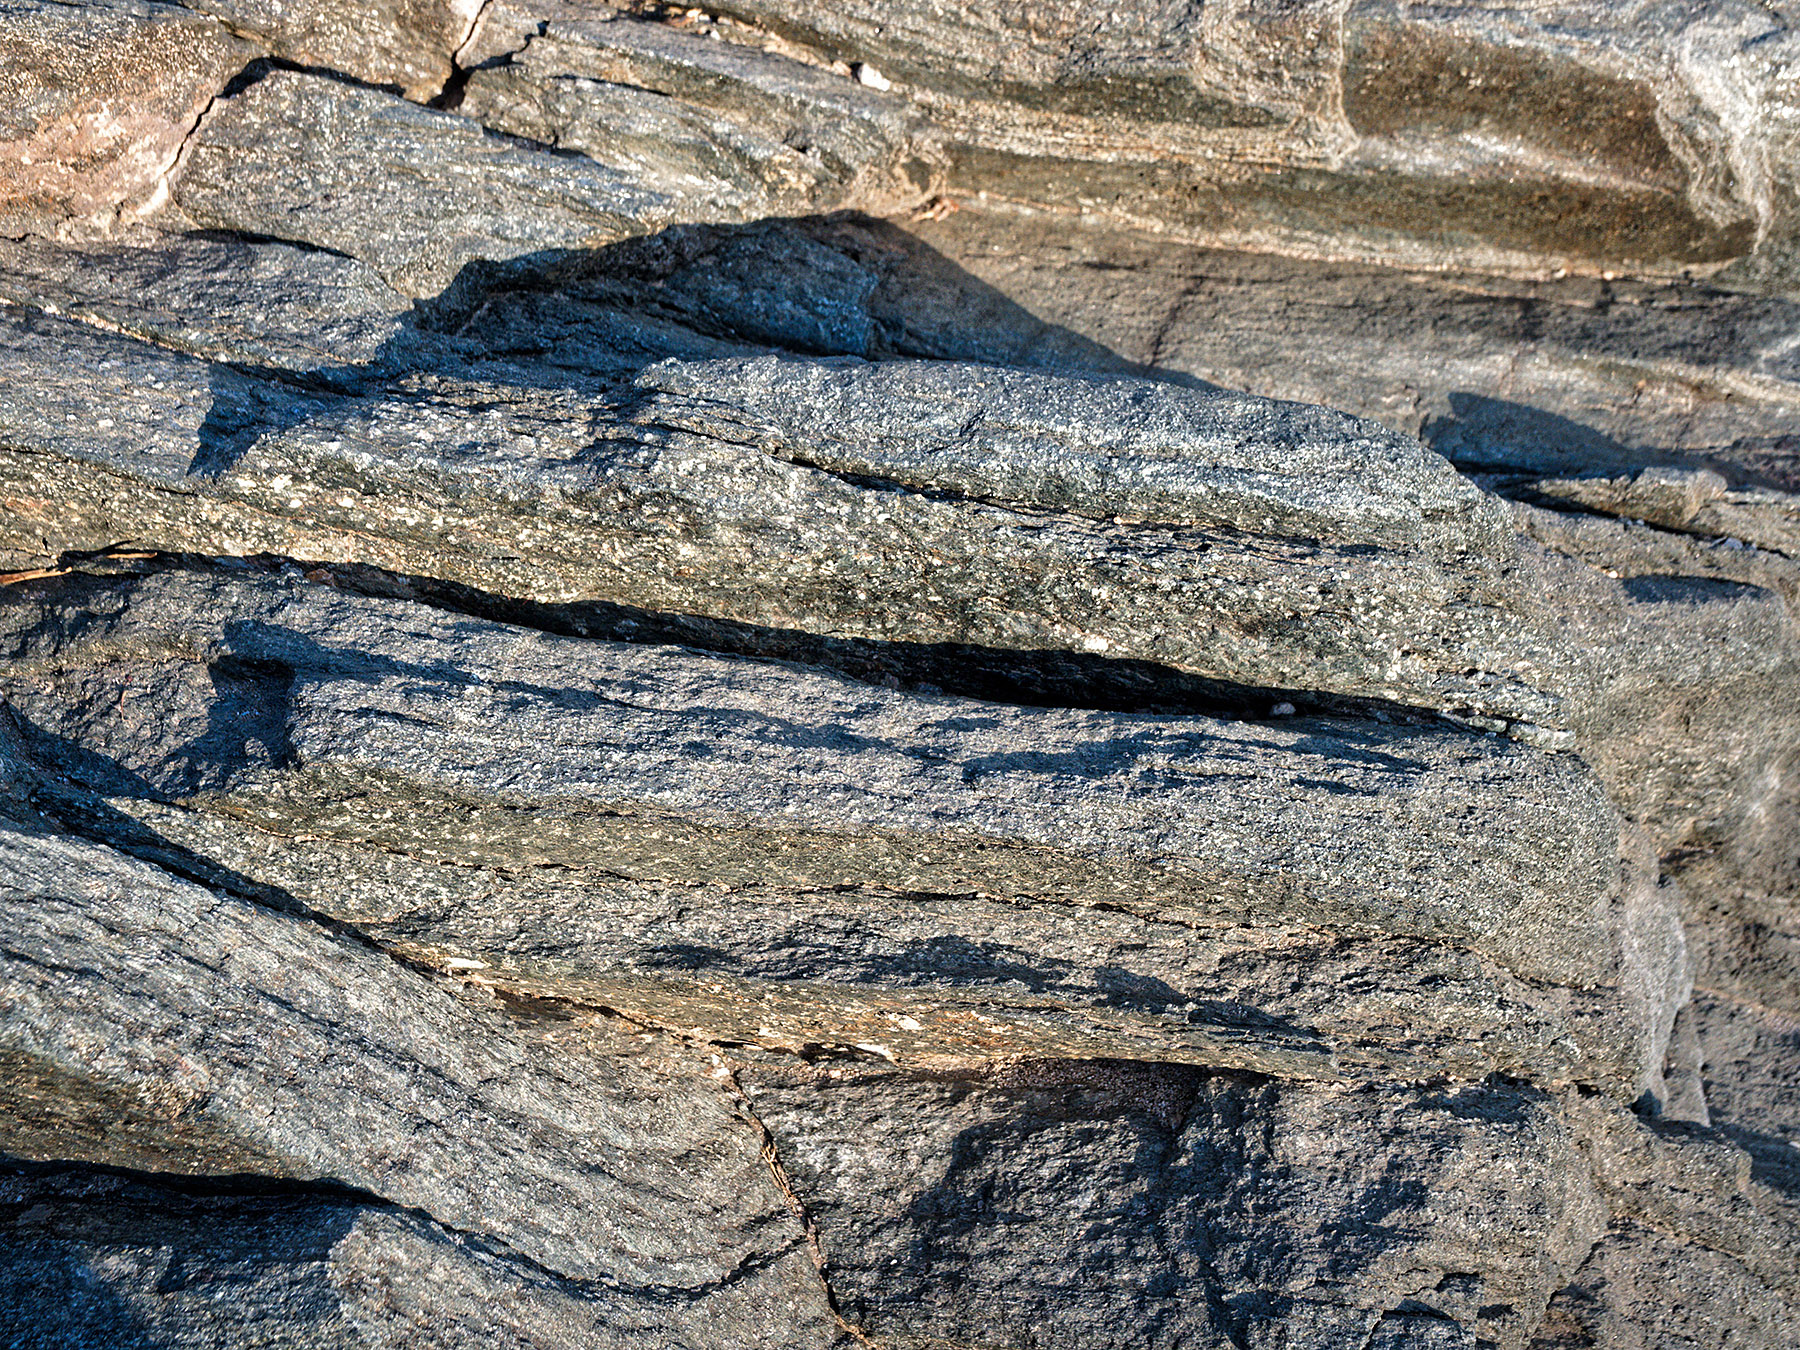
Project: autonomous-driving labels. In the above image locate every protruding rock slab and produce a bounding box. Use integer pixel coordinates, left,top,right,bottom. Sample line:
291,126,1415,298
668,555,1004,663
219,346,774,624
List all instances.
172,69,670,296
0,0,258,237
0,804,819,1297
3,236,1794,974
0,564,1690,1095
0,300,1575,732
458,4,938,222
3,276,1795,902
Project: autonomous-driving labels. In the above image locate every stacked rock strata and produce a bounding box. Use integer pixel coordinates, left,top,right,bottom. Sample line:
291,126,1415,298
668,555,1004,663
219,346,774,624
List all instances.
1,2,1798,1347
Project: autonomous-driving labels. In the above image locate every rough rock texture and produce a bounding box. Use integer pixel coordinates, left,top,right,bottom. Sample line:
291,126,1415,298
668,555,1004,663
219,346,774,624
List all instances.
0,1162,833,1350
693,0,1797,286
0,0,257,237
181,0,483,102
458,2,939,220
170,68,669,296
0,563,1689,1093
746,1065,1610,1350
1,3,1797,1348
889,208,1800,502
0,788,826,1295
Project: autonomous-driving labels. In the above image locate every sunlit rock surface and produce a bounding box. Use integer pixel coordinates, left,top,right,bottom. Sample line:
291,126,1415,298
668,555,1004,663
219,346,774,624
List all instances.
1,3,1797,1347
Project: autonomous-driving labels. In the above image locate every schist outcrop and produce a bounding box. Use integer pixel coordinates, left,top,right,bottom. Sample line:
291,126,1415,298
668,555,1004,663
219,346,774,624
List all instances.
2,3,1797,1346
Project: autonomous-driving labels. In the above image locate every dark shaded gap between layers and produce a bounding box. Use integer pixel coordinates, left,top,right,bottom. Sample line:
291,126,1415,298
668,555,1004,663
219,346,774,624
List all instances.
16,549,1459,728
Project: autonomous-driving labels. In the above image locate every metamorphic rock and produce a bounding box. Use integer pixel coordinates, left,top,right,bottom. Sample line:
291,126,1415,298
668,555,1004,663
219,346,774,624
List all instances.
1,1,1799,1347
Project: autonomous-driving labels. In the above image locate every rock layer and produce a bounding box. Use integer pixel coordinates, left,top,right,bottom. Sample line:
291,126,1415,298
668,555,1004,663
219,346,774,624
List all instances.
0,3,1796,1347
0,562,1686,1092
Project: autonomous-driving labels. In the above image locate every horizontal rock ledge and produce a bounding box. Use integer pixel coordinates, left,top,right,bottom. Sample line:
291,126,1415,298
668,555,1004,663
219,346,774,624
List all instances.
0,299,1587,735
0,563,1689,1098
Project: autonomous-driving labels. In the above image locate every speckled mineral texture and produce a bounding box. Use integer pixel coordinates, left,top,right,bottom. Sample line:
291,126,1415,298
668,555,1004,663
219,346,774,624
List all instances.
0,3,1797,1348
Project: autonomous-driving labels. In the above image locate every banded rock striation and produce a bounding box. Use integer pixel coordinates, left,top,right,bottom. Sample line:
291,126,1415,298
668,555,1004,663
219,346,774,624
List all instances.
1,2,1798,1348
0,562,1683,1090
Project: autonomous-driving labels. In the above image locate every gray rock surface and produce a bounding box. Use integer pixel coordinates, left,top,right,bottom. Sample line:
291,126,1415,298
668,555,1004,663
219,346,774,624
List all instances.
179,0,482,102
3,256,1795,971
0,3,1796,1347
0,790,824,1300
6,281,1794,770
686,0,1796,286
0,232,412,372
740,1067,1800,1350
459,3,939,218
744,1064,1610,1350
170,68,668,297
891,206,1800,507
0,562,1684,1091
0,1161,839,1349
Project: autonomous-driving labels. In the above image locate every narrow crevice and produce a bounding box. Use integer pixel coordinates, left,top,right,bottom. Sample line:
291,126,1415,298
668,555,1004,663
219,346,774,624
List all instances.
127,53,266,226
429,57,479,113
40,548,1452,728
180,226,361,263
217,54,412,101
0,1155,393,1205
1476,467,1791,539
722,1066,881,1348
432,0,533,112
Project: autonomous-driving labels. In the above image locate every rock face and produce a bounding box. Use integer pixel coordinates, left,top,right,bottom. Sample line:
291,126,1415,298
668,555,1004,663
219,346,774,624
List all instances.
182,0,483,102
0,0,257,237
695,0,1794,284
1,4,1797,1348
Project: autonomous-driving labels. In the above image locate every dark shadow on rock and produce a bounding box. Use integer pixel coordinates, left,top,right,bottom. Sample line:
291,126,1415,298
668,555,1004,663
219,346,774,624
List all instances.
1714,1122,1800,1199
1422,390,1800,497
412,214,1220,384
853,1062,1218,1340
1094,969,1327,1042
2,704,382,948
862,935,1071,993
170,216,1471,722
0,1194,156,1348
1420,1079,1552,1127
1,635,296,802
1619,573,1767,606
193,211,1217,478
33,548,1452,727
261,555,1451,728
0,1158,381,1350
1628,1108,1800,1202
1422,391,1641,477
